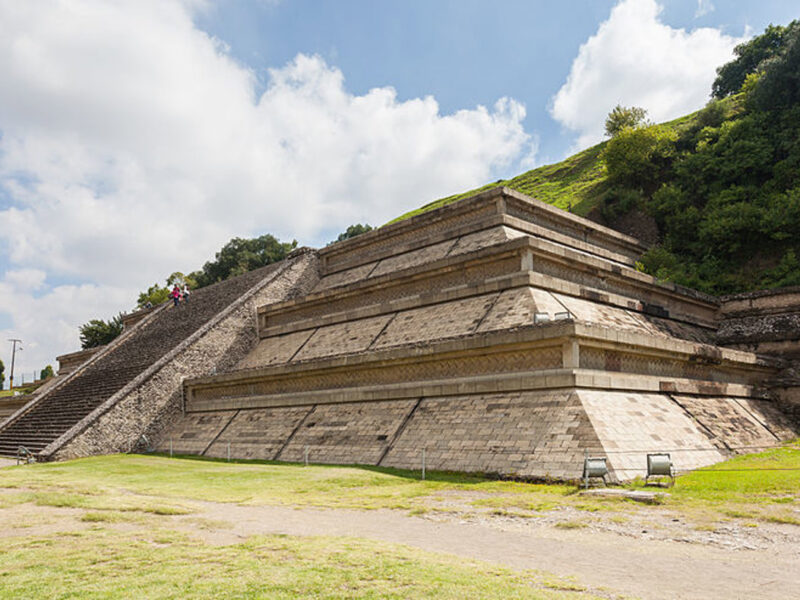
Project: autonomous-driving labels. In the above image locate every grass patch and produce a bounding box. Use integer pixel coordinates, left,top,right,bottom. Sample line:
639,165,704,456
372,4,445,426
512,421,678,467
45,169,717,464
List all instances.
0,454,542,512
641,442,800,525
0,528,603,599
388,143,610,225
554,520,588,530
1,443,798,528
80,511,132,523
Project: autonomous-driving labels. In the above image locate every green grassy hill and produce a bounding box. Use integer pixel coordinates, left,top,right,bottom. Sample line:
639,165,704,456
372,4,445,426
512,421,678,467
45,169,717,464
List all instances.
391,141,610,223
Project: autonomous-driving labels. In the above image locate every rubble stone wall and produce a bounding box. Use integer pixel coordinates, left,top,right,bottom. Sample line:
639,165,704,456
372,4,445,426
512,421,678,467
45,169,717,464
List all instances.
49,252,320,460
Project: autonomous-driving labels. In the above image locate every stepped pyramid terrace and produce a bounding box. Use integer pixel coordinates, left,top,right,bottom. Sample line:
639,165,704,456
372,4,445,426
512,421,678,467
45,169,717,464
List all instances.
1,188,797,481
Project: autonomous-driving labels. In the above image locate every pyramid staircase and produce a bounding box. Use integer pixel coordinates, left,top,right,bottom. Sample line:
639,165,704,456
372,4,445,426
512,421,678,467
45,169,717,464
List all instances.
0,262,285,458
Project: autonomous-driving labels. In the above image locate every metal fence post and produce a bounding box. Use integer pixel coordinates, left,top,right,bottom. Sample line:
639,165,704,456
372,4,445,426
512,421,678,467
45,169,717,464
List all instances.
422,448,426,481
227,441,231,462
583,448,588,490
170,439,173,458
304,445,309,467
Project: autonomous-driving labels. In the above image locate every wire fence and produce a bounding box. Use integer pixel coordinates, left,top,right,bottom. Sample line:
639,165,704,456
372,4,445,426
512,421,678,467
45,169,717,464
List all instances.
155,438,800,479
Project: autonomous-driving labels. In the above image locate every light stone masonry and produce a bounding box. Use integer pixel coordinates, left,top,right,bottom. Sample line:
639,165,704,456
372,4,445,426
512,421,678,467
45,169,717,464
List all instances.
205,406,313,460
277,400,418,465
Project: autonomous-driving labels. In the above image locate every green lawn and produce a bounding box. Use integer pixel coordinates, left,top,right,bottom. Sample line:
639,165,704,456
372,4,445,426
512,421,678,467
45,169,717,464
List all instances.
0,457,611,599
0,529,592,600
2,441,798,521
0,443,797,598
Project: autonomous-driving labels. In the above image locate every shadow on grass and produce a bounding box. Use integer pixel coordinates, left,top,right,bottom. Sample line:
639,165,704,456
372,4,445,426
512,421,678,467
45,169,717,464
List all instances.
138,452,502,485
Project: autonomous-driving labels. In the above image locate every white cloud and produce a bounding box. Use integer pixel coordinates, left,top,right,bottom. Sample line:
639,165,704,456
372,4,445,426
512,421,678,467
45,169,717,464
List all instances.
550,0,746,150
695,0,715,18
0,0,533,377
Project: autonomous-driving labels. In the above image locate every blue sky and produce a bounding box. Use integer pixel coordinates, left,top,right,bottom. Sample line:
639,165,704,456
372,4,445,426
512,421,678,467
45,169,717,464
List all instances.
196,0,797,168
0,0,797,381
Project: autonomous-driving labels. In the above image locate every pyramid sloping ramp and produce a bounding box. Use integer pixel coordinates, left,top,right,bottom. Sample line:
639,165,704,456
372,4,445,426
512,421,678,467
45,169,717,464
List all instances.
578,390,726,481
0,251,319,460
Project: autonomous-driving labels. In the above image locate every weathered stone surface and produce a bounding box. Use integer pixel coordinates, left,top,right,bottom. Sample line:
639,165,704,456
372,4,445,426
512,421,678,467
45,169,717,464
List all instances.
370,238,457,279
206,406,313,460
295,314,393,361
237,330,314,369
668,394,780,452
578,390,726,480
277,400,418,465
448,225,526,257
382,391,601,480
371,294,499,349
477,287,566,332
154,411,237,455
35,252,321,461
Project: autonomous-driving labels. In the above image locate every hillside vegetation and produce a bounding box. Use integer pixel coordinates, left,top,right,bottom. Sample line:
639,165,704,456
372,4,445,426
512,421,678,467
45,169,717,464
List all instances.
391,141,609,222
395,20,800,296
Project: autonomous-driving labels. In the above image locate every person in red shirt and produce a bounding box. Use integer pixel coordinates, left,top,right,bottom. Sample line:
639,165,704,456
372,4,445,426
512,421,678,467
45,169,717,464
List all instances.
170,284,181,307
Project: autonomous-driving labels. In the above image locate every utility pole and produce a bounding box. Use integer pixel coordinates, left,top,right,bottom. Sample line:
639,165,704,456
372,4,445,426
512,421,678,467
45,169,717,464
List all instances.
8,339,22,392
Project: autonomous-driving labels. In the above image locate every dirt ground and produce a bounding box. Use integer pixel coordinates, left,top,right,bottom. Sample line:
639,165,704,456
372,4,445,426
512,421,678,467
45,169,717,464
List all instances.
1,488,798,600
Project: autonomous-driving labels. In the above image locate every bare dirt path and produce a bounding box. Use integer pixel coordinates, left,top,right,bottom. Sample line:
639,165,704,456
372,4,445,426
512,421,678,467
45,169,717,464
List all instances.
176,501,800,600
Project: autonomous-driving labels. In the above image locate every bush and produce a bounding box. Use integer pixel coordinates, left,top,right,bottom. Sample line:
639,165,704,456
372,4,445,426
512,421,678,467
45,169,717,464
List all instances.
601,125,677,191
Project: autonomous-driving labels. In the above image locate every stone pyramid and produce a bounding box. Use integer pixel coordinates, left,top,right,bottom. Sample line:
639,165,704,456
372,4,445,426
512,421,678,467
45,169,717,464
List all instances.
153,188,796,481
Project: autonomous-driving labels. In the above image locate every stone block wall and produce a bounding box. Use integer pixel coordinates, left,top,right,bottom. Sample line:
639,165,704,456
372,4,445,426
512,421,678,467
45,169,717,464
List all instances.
205,407,312,460
158,383,795,481
381,391,598,479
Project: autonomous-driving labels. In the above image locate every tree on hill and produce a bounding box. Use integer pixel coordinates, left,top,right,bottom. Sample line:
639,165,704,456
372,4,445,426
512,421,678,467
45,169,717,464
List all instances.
40,365,54,380
137,272,197,309
137,283,170,309
712,20,799,98
333,223,373,244
601,124,677,190
189,234,297,288
604,105,648,137
79,315,123,349
750,24,800,111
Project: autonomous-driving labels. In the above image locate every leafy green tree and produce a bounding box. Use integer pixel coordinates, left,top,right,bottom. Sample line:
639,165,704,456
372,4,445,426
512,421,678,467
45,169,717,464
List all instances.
601,125,677,190
137,283,170,308
137,272,197,308
191,234,297,288
604,105,648,137
712,21,799,98
40,365,54,380
79,315,123,349
750,25,800,111
335,223,374,243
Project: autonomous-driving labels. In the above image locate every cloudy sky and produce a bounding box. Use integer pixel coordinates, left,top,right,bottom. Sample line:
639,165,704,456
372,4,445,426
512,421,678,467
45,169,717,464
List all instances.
0,0,796,384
